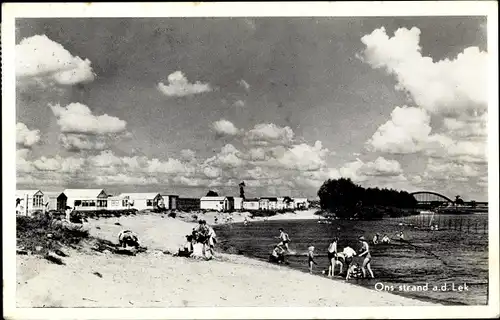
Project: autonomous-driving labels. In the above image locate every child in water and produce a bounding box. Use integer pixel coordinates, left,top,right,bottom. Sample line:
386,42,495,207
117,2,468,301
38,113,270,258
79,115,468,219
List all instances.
307,246,318,274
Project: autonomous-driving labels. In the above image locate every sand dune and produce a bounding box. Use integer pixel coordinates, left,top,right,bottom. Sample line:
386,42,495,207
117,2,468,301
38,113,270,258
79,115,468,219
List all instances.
17,214,436,307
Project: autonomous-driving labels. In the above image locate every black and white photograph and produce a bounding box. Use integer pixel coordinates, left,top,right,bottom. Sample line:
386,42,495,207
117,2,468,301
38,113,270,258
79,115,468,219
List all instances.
2,2,499,319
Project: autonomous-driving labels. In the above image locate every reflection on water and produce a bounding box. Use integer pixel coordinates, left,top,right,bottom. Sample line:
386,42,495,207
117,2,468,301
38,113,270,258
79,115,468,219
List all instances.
215,214,488,305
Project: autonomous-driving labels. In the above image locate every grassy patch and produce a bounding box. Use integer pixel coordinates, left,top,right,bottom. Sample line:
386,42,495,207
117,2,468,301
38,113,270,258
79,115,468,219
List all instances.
16,215,90,256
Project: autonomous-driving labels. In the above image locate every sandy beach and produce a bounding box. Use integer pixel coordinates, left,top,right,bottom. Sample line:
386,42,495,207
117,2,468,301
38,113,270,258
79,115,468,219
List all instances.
177,208,320,226
17,213,437,307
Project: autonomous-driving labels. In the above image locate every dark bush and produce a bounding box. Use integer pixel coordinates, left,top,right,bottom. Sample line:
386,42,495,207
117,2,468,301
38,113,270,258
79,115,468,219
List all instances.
168,211,177,218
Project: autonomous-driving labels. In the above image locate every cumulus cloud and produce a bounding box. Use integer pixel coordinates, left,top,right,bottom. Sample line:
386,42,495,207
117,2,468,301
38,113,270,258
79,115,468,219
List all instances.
16,122,41,148
359,27,488,116
443,113,487,139
157,71,212,97
204,144,245,169
361,26,489,182
367,106,433,154
212,119,241,136
50,102,128,151
233,100,245,107
340,157,404,182
367,107,487,164
267,141,329,172
50,103,127,135
59,134,108,151
244,123,295,146
17,149,34,173
18,150,199,188
16,35,95,86
423,158,482,182
237,79,251,91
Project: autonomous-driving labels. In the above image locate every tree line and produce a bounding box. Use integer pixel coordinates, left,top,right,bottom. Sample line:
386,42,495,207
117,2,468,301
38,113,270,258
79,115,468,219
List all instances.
317,178,417,219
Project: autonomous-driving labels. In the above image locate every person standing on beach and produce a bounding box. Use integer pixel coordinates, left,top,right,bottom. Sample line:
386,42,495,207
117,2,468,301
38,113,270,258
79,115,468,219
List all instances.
327,237,338,277
207,223,217,256
307,246,318,273
358,236,375,279
277,228,291,252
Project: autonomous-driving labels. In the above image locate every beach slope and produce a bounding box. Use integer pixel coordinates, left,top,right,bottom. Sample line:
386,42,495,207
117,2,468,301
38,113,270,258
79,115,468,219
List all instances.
17,214,436,307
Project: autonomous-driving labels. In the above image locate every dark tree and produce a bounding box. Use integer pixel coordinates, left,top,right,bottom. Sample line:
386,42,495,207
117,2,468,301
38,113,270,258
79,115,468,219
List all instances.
470,200,477,208
317,177,416,220
239,181,246,199
206,190,219,197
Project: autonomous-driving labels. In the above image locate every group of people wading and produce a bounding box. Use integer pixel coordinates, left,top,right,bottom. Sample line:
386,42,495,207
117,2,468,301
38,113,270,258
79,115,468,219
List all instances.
268,227,377,280
177,219,217,259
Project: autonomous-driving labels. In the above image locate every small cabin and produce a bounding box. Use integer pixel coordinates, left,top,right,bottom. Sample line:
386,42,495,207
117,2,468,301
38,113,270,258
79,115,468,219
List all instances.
118,193,163,211
242,198,260,211
64,189,108,211
16,189,45,216
200,196,229,212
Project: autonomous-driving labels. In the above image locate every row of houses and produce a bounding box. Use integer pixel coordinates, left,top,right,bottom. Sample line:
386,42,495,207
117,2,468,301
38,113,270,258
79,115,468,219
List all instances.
200,196,309,212
15,189,310,216
15,189,177,216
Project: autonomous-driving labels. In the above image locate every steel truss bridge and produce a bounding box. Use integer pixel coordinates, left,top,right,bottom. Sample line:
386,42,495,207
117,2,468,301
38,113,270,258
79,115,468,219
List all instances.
411,191,454,207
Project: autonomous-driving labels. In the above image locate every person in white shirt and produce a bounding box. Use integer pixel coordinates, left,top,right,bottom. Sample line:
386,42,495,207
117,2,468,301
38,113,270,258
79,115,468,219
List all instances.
342,246,357,269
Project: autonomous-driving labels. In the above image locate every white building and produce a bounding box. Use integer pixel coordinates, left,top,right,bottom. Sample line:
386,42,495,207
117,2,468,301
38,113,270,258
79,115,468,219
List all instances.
200,196,229,212
43,191,68,211
160,194,179,210
64,189,108,211
277,197,294,210
294,198,310,210
243,198,260,211
260,197,278,210
233,197,244,210
107,196,130,210
16,189,45,216
118,193,163,211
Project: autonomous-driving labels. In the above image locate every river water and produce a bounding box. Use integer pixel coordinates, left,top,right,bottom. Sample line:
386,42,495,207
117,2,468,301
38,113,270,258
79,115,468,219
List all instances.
215,214,488,306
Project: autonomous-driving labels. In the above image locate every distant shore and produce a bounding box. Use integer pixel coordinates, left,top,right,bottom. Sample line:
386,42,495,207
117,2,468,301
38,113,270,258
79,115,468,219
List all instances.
175,208,320,226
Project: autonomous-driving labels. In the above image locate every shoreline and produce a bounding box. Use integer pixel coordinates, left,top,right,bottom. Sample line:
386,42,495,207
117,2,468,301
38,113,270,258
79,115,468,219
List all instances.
16,213,438,307
175,208,321,226
213,216,488,306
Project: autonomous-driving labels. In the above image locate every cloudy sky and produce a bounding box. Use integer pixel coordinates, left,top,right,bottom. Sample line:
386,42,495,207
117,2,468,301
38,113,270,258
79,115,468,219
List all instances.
15,16,489,201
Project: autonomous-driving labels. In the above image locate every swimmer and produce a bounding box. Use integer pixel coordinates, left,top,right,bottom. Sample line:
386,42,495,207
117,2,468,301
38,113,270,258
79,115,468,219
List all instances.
358,236,374,279
381,234,391,244
277,228,291,252
307,246,318,274
398,231,405,241
327,237,339,277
